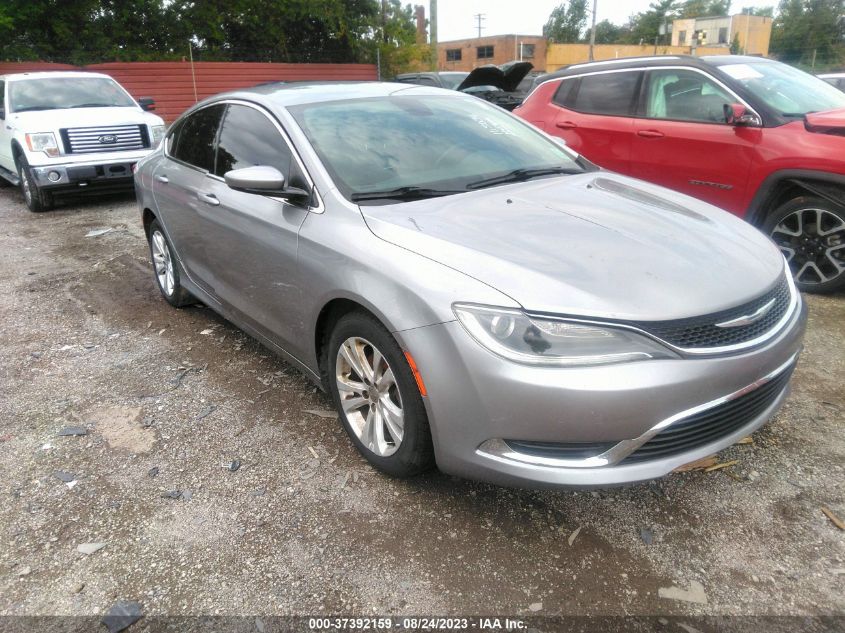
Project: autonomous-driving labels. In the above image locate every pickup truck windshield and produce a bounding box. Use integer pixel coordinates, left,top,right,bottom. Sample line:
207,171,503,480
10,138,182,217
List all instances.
288,94,585,203
10,77,137,112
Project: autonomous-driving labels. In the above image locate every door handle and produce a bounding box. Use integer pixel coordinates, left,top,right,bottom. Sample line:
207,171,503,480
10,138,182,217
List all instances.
637,129,665,138
197,192,220,206
155,174,169,183
555,120,578,129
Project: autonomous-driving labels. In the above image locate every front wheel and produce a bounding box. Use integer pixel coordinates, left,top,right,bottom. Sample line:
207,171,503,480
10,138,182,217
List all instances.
325,312,434,477
147,219,193,307
764,196,845,293
17,158,53,213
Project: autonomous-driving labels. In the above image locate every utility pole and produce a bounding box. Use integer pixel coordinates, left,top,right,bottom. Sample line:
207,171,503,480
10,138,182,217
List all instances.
588,0,598,61
473,13,486,38
430,0,438,71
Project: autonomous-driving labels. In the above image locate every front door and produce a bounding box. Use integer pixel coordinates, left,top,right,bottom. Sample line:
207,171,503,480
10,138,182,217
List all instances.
629,68,759,215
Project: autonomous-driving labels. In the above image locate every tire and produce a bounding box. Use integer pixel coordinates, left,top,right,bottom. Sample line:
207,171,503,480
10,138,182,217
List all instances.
325,311,434,477
147,219,193,307
17,157,53,213
763,195,845,294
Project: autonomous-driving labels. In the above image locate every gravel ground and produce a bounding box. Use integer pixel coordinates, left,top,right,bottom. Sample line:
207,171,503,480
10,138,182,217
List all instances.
0,187,843,627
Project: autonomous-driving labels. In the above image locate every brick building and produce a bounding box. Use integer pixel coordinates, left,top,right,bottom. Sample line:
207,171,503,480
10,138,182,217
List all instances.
437,35,547,71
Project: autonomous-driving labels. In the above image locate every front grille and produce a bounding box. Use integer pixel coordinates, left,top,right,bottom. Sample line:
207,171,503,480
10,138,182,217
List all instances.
61,125,149,154
625,274,792,350
504,439,615,460
621,363,794,464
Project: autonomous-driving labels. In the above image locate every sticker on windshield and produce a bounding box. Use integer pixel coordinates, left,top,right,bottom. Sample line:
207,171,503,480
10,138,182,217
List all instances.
471,114,516,135
721,64,764,80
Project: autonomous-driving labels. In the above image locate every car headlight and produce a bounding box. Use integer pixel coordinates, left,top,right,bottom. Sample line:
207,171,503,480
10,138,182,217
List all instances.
453,303,678,367
25,132,60,157
151,125,166,147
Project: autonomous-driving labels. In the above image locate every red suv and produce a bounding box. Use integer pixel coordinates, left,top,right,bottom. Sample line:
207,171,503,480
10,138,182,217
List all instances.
515,55,845,293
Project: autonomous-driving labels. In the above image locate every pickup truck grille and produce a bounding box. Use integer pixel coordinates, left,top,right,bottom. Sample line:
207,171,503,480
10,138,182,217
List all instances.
60,125,150,154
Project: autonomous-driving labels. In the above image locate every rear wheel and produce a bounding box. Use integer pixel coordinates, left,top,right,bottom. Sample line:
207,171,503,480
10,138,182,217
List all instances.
325,312,434,477
147,219,193,307
17,157,53,213
764,196,845,293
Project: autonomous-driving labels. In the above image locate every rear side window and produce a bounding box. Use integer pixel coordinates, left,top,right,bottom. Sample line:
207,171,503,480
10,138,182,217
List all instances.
552,78,577,107
214,104,293,179
170,104,225,171
570,71,642,116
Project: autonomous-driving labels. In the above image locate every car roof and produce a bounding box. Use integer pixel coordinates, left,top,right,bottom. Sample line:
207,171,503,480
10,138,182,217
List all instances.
538,54,775,83
1,71,113,81
195,81,463,110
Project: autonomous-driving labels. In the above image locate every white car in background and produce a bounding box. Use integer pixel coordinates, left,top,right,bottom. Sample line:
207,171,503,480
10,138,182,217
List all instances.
818,72,845,92
0,71,165,212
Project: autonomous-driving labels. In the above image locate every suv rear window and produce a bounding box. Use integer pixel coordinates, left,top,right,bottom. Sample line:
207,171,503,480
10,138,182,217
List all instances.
570,71,642,116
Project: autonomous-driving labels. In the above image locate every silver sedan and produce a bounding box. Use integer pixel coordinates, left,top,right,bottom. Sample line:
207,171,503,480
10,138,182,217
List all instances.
134,82,806,488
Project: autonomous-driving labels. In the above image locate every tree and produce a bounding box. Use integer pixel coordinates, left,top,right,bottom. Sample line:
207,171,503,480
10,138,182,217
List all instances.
770,0,845,66
593,19,626,44
543,0,589,43
622,0,679,46
740,6,775,17
678,0,732,18
730,32,742,54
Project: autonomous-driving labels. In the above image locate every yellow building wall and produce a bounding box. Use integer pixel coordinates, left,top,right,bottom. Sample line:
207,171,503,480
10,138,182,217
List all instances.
545,44,729,72
730,15,772,56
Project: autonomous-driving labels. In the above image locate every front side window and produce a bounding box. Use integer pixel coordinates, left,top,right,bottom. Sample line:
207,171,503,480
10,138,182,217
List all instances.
571,71,642,116
288,95,585,202
477,46,494,59
644,69,734,123
9,77,136,113
170,104,225,172
214,104,293,179
718,61,845,117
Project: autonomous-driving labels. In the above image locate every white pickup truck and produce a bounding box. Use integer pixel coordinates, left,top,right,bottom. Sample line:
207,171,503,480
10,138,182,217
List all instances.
0,71,166,212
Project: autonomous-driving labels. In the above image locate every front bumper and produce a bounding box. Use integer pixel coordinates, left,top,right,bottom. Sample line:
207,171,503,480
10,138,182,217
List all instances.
397,295,807,488
29,153,153,192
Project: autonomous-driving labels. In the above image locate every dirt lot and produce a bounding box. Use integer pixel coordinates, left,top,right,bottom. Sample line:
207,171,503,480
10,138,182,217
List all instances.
0,187,843,628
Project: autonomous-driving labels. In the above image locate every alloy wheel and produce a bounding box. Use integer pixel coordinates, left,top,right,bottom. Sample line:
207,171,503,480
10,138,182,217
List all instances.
151,230,175,296
770,207,845,286
335,336,404,457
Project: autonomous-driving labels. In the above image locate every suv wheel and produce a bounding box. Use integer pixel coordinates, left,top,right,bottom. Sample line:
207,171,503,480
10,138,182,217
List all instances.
17,157,53,213
325,312,434,477
765,195,845,293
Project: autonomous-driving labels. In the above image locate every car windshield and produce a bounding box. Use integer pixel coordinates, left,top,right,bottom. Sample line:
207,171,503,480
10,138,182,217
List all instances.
288,95,584,202
438,73,469,90
9,77,137,112
718,61,845,116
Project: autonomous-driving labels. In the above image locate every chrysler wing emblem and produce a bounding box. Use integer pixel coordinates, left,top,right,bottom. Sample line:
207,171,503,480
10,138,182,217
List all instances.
98,134,118,144
715,298,776,328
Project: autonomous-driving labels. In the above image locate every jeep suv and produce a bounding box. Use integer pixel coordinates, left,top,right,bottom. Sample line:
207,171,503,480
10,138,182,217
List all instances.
0,71,165,212
515,55,845,293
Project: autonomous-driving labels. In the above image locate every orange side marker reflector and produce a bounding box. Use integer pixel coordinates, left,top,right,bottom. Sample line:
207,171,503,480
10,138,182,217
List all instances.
404,351,427,397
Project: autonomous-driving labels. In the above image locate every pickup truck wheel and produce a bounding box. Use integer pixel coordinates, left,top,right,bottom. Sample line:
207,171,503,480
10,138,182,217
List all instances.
17,159,53,213
765,195,845,293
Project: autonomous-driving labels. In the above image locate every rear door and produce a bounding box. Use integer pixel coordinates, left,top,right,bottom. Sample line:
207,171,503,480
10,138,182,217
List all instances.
550,69,642,173
628,68,759,213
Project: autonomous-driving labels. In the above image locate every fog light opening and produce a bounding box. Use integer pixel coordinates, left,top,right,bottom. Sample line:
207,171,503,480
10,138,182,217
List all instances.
47,171,61,182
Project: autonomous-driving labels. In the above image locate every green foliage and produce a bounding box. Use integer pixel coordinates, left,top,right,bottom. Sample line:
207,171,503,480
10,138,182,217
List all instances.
730,32,742,54
0,0,422,67
592,19,629,44
543,0,589,43
621,0,679,45
770,0,845,66
740,6,775,16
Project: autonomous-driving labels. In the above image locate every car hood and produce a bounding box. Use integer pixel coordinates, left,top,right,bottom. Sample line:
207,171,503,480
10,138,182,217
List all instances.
8,107,163,131
359,173,785,321
804,107,845,135
457,61,534,93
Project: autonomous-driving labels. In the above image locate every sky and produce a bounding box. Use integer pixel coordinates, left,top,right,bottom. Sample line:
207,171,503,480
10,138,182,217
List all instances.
421,0,770,42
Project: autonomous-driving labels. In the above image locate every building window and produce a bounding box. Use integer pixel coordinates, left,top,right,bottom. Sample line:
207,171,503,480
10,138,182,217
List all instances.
477,45,494,59
718,27,728,44
521,44,535,59
678,30,686,45
446,49,462,62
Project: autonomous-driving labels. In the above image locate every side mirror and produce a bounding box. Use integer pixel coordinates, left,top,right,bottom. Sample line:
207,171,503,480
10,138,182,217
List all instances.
224,166,310,201
724,103,761,127
138,97,156,111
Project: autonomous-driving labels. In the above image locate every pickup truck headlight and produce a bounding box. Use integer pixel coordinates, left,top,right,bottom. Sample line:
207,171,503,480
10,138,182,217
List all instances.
25,132,60,157
151,125,166,147
453,304,678,367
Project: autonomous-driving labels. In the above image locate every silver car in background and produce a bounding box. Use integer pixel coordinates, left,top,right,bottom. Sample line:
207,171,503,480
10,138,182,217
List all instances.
134,82,806,488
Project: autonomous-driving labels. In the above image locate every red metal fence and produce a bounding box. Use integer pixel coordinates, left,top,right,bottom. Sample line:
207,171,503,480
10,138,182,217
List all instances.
0,61,378,121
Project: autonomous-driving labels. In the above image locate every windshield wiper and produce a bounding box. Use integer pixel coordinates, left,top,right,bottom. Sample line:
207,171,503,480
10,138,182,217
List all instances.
70,103,118,108
12,106,55,112
467,166,582,190
350,186,465,202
